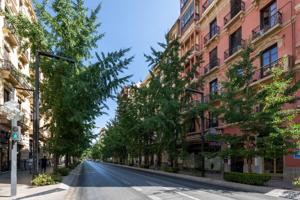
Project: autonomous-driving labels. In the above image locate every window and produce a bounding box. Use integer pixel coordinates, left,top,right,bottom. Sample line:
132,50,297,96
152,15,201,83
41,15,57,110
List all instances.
181,3,194,30
209,18,218,38
209,79,218,94
209,112,218,128
209,47,218,68
229,27,242,54
4,89,10,102
181,0,189,9
261,1,277,29
231,0,242,18
261,44,278,67
189,118,196,132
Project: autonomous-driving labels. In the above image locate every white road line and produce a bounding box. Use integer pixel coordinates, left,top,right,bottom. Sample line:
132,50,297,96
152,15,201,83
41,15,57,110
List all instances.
132,187,143,192
148,195,162,200
176,191,202,200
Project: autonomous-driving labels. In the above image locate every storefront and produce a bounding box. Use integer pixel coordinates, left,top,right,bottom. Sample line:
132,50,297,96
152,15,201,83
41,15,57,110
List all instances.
0,130,10,171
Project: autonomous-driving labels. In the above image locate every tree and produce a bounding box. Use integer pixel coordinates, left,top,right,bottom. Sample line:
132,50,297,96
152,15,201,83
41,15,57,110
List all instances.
3,0,133,167
206,46,300,173
144,37,201,168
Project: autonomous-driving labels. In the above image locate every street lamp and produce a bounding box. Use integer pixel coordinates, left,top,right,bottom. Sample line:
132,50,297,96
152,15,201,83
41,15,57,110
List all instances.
32,50,75,176
185,87,206,177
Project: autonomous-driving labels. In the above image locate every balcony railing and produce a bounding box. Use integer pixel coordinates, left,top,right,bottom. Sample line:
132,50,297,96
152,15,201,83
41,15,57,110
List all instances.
3,18,21,46
202,0,214,12
260,57,283,78
204,58,220,74
224,1,245,26
204,25,220,45
252,11,282,41
181,0,190,11
0,59,32,90
181,14,200,33
224,39,245,60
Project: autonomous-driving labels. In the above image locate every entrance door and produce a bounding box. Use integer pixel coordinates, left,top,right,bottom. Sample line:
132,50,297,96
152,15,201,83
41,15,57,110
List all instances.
231,157,244,172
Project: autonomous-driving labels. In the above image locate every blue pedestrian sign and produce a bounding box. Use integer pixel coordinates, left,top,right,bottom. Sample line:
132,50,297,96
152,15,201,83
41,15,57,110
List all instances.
11,126,21,142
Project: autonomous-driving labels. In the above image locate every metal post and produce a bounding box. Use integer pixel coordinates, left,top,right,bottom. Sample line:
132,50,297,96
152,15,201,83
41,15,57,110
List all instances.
33,51,40,176
11,89,17,197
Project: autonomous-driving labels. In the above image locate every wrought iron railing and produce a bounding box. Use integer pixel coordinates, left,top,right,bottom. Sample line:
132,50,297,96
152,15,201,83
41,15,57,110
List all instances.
260,57,283,78
0,59,32,90
204,25,220,45
224,39,246,60
202,0,214,12
252,11,282,40
224,1,245,26
204,58,220,74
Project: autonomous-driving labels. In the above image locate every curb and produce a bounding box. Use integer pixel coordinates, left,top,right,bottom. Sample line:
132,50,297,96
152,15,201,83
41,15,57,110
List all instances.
59,163,83,190
103,162,278,194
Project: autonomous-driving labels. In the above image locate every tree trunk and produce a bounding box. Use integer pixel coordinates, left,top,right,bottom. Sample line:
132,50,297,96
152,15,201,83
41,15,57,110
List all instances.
54,154,59,170
247,158,252,173
273,158,277,174
65,154,69,167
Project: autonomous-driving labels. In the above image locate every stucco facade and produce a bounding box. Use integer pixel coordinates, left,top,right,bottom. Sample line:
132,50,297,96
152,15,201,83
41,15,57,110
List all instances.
176,0,300,180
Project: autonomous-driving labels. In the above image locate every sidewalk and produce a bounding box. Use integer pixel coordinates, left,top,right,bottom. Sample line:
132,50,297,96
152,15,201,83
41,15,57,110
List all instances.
0,166,79,200
104,162,300,200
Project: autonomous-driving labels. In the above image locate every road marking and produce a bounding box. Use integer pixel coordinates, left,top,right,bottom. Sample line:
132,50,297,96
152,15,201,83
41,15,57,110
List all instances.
176,191,202,200
148,195,162,200
132,187,143,192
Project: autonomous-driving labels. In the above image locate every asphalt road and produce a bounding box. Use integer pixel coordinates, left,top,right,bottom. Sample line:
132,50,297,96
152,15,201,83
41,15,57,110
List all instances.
65,161,284,200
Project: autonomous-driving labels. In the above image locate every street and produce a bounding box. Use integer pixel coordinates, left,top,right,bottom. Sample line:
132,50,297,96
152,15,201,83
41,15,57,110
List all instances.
65,161,284,200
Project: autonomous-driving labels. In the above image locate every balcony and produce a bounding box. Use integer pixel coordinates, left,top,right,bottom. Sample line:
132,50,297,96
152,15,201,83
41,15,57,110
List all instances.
204,58,220,75
181,0,191,11
224,39,246,61
187,44,201,58
0,59,32,92
224,1,245,28
181,14,200,36
250,56,291,86
202,0,214,12
260,56,289,79
3,18,21,47
251,11,282,42
204,25,220,46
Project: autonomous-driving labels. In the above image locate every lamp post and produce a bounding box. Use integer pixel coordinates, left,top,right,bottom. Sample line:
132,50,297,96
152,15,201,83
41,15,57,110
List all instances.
185,88,206,177
32,50,75,176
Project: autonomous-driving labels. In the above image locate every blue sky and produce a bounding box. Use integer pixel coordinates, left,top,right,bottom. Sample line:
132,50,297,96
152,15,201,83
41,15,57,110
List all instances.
85,0,180,134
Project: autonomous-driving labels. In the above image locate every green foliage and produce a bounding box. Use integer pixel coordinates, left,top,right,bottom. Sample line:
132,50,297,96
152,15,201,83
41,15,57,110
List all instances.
3,0,132,159
162,166,179,173
31,174,56,186
54,167,71,176
97,37,203,167
293,177,300,187
206,46,300,172
224,172,271,186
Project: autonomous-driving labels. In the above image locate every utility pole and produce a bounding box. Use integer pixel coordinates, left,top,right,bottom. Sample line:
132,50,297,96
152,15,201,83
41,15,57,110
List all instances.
32,50,75,176
32,51,40,177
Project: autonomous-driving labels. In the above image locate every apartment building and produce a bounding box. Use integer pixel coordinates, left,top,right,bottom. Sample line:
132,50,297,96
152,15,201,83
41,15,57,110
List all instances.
176,0,300,180
0,0,39,171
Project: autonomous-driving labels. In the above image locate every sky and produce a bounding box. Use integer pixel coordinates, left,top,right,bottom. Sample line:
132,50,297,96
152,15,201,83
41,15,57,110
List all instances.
84,0,180,134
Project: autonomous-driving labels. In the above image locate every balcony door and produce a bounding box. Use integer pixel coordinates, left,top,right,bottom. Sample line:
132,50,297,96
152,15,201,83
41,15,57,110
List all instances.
209,18,218,38
231,0,242,18
261,1,277,29
229,28,242,54
209,47,218,69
